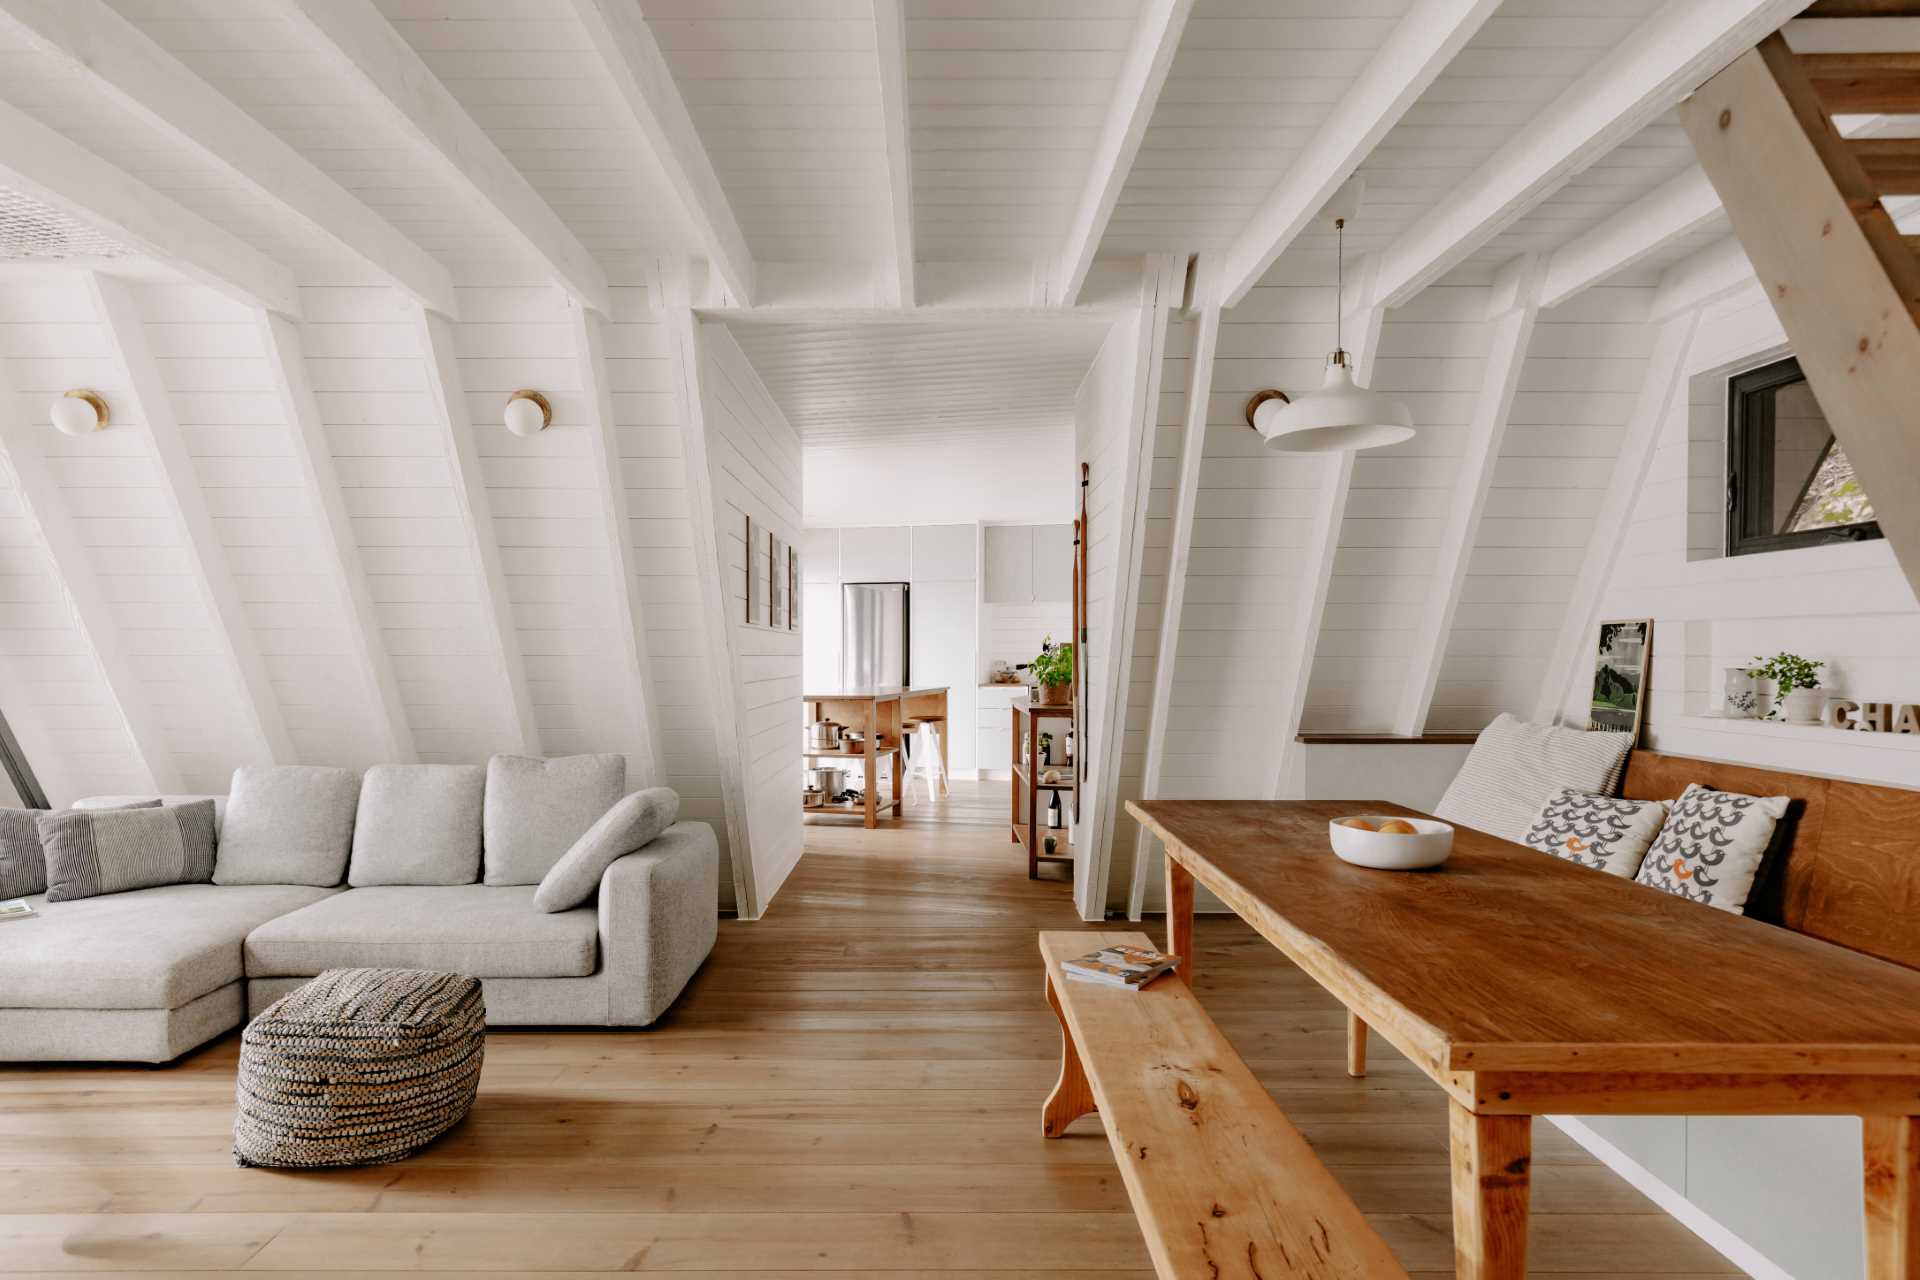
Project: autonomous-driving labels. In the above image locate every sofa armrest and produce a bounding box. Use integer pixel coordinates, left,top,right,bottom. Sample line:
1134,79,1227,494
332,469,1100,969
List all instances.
597,820,719,1025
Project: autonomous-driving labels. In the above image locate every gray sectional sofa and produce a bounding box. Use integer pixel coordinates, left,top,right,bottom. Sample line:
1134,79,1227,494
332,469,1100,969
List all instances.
0,755,719,1063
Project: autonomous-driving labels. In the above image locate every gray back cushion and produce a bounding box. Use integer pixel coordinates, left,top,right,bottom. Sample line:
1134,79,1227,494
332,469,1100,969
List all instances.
1,800,160,899
40,801,218,902
214,766,361,887
533,787,680,912
1434,713,1634,844
484,753,625,886
349,764,485,886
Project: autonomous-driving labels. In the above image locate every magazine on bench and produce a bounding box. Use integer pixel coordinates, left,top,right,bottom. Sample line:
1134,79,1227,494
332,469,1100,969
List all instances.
1063,943,1179,990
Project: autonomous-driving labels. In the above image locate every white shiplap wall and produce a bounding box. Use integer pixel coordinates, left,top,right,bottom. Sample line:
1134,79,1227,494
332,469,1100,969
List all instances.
699,322,804,910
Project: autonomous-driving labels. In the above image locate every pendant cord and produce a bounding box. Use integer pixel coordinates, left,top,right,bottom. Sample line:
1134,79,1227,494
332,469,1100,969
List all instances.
1335,217,1344,357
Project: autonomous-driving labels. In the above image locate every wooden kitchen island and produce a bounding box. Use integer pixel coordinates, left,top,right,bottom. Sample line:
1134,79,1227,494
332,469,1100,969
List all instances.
803,686,948,829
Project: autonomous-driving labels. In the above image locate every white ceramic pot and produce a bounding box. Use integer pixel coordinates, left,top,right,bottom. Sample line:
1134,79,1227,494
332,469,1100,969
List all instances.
1327,817,1454,871
1722,666,1756,719
1783,687,1826,725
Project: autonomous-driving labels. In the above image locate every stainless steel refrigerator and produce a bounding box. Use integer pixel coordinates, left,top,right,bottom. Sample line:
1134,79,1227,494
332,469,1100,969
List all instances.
840,581,909,689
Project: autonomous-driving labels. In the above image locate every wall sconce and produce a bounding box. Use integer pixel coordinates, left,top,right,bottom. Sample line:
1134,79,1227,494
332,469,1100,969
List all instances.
503,389,551,437
49,390,109,436
1244,388,1289,431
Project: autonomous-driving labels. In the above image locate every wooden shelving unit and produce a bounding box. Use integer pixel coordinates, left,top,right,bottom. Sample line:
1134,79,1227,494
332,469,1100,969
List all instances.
1011,701,1075,878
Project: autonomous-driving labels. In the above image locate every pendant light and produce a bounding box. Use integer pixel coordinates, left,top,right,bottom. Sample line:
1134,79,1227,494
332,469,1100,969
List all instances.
1249,217,1413,453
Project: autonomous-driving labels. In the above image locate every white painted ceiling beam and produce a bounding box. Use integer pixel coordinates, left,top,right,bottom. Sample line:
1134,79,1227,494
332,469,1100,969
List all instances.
1651,234,1756,319
871,0,915,308
1369,0,1808,310
1393,255,1542,738
1539,167,1723,309
570,0,755,307
0,0,456,318
257,311,416,764
1055,0,1194,307
1127,277,1219,919
573,302,663,785
274,0,609,315
90,272,294,766
0,354,179,794
0,98,298,317
1218,0,1502,309
413,304,540,757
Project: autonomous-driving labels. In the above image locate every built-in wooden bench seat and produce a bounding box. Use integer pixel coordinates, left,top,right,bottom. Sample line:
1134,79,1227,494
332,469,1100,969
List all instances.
1037,930,1409,1280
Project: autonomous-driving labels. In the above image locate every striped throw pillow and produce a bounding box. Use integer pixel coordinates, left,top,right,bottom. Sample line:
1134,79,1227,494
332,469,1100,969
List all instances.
1,800,161,899
37,801,218,902
1434,714,1635,844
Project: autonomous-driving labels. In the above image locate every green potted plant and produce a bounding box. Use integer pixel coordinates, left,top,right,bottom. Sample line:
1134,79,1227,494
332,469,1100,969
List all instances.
1030,636,1074,706
1750,652,1826,724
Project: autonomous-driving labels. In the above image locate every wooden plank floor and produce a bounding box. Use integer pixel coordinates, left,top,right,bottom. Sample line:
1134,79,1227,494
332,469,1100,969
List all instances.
0,780,1744,1277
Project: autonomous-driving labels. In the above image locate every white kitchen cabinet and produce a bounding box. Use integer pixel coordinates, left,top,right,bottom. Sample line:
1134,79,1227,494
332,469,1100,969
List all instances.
1032,524,1073,602
982,525,1033,604
839,525,911,582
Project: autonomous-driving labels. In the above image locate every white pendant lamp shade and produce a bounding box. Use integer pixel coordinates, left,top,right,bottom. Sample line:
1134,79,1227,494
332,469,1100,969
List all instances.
1254,352,1412,453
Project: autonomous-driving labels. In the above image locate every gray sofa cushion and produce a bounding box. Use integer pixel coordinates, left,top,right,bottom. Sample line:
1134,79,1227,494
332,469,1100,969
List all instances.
244,885,598,979
39,801,218,902
1,800,158,899
483,754,625,886
348,764,485,887
534,787,679,912
215,766,361,887
0,882,338,1009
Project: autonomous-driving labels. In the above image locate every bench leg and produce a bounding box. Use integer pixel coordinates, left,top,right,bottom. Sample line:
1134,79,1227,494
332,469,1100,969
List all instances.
1165,857,1195,986
1346,1011,1368,1078
1041,974,1096,1138
1450,1102,1531,1280
1865,1115,1920,1278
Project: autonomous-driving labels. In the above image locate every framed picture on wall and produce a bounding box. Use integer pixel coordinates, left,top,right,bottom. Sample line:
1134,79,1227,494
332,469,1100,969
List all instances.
788,547,799,631
769,532,787,629
1589,618,1652,743
744,514,763,625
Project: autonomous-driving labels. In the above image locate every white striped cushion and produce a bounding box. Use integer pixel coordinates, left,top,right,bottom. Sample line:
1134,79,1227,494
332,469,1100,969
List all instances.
1434,714,1634,844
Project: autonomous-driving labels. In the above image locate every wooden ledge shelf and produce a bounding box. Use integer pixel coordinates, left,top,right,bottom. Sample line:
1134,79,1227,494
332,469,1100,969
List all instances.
1294,732,1479,745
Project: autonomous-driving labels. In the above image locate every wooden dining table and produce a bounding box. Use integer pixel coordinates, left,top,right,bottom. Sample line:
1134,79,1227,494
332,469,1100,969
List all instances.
1127,797,1920,1280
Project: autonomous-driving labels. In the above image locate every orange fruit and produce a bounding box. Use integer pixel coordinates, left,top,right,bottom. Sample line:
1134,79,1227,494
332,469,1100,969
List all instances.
1336,817,1378,831
1376,819,1418,835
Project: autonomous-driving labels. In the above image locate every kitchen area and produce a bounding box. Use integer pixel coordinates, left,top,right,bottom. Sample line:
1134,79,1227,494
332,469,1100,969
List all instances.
799,521,1077,873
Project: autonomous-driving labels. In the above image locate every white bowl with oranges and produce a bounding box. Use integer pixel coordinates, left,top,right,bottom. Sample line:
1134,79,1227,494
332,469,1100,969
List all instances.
1328,815,1454,870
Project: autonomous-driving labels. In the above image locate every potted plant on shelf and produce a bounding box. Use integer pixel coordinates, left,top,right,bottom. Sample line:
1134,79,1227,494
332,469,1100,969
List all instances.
1750,652,1826,724
1031,637,1074,706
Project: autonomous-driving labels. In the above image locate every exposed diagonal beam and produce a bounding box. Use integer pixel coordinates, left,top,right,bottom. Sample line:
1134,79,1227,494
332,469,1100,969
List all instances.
1056,0,1194,307
0,0,456,318
90,272,293,765
1393,255,1542,737
0,353,179,793
871,0,915,308
258,311,415,764
1127,277,1220,919
1370,0,1807,309
1534,311,1700,724
1218,0,1501,309
571,0,755,307
573,301,663,784
413,305,540,756
0,99,297,316
275,0,610,314
1539,166,1723,308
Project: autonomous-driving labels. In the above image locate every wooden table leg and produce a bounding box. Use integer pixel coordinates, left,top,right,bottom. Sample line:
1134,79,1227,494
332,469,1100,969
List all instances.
1041,973,1095,1137
1866,1116,1920,1277
1449,1102,1530,1280
1165,856,1195,985
1347,1011,1368,1078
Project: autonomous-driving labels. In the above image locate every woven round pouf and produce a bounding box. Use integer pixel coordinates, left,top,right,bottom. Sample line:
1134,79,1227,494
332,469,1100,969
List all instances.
234,968,485,1169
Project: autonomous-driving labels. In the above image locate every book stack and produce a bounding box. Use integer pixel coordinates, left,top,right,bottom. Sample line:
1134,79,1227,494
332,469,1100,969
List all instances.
0,898,36,921
1062,943,1179,990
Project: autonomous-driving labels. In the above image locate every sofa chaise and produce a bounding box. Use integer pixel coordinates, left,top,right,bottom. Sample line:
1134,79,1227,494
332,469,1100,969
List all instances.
0,754,718,1063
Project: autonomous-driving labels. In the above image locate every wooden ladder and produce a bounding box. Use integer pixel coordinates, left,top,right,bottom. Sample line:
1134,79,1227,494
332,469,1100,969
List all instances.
1678,3,1920,603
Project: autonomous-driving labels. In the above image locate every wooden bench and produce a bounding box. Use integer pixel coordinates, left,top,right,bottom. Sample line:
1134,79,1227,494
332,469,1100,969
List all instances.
1038,930,1409,1280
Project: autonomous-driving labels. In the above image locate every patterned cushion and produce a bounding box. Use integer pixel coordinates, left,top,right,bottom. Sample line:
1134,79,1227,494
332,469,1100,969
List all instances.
37,801,218,902
1522,789,1671,878
1,800,159,899
1434,714,1635,844
1635,783,1790,914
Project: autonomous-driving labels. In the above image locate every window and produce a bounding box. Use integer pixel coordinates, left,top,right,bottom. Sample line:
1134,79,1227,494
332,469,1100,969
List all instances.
1726,357,1881,557
0,705,47,808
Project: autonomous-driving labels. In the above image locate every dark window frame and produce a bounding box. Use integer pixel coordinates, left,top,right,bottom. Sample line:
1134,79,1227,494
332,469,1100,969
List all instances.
1726,356,1883,557
0,705,49,809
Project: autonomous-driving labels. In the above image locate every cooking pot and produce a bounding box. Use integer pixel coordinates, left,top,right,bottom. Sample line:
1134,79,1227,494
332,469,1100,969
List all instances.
805,766,848,796
805,722,843,751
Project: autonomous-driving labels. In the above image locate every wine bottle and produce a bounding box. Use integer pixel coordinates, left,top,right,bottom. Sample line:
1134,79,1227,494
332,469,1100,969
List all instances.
1046,790,1063,830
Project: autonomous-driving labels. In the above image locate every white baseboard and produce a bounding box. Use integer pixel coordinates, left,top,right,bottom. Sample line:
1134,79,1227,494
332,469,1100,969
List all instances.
1547,1116,1789,1280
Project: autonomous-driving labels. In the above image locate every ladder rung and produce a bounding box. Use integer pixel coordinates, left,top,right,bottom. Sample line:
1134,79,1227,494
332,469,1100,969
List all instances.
1852,137,1920,195
1802,53,1920,114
